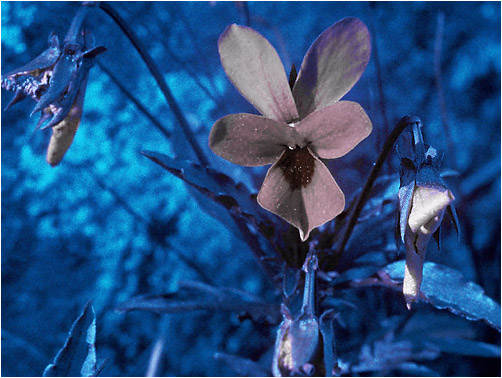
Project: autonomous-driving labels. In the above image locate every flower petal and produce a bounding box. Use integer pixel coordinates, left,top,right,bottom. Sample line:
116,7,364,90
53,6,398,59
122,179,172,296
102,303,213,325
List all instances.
403,209,445,310
218,24,299,123
407,186,454,233
292,18,371,118
294,101,372,159
257,151,344,241
209,113,294,167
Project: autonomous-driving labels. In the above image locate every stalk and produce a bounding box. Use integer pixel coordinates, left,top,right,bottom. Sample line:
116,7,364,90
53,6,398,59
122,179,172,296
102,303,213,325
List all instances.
337,115,422,255
97,2,209,166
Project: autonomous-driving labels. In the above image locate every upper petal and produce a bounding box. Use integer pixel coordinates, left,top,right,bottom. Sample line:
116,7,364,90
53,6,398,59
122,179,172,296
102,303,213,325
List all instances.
292,18,371,118
209,113,294,167
218,24,299,123
257,150,345,241
294,101,372,159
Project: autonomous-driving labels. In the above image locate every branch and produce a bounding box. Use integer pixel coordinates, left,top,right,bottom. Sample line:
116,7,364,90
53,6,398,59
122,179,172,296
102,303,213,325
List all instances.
97,2,209,166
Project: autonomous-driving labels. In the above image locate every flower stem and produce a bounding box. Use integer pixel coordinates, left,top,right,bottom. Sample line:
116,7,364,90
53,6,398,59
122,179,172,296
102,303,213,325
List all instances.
97,2,209,166
97,61,171,140
64,5,89,43
337,115,422,256
301,250,318,316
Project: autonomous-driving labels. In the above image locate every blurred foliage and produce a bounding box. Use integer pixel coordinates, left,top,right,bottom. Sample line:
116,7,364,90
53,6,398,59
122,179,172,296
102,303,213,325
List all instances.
1,1,500,376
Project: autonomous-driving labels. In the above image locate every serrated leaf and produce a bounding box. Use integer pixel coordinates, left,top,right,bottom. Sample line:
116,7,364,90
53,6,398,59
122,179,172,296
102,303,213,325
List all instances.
384,261,501,331
116,280,281,324
141,151,268,222
142,151,282,286
43,302,98,377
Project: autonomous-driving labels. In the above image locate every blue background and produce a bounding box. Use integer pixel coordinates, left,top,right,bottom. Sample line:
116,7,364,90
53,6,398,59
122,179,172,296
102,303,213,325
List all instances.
2,2,500,376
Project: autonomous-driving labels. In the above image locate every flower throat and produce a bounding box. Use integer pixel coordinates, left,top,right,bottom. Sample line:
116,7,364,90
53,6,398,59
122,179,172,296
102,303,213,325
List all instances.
277,146,315,190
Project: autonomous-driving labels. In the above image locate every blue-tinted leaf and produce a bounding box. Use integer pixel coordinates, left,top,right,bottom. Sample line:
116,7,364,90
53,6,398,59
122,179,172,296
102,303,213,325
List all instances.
142,150,268,222
43,302,98,377
384,261,501,331
396,362,440,377
142,151,282,285
426,338,500,358
116,280,281,324
214,352,269,377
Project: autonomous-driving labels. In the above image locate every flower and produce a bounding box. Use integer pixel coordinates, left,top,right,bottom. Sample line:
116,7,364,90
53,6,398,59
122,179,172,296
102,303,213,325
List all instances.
1,7,106,166
396,130,460,309
209,18,372,241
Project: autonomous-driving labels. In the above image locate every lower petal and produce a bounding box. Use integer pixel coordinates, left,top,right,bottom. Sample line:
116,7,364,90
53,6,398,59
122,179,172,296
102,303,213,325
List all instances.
257,150,344,241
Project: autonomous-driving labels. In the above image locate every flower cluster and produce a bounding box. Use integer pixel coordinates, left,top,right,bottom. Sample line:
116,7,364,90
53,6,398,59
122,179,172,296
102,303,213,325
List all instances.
2,7,105,166
209,18,372,241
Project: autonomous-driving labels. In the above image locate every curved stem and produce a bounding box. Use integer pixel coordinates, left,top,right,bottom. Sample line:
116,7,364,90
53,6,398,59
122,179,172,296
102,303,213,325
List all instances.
337,115,421,256
97,1,209,166
97,61,171,140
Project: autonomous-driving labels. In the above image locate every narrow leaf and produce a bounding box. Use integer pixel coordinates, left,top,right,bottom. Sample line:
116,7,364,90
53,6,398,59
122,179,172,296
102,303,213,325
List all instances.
426,338,500,358
116,280,281,324
43,302,98,377
141,151,269,223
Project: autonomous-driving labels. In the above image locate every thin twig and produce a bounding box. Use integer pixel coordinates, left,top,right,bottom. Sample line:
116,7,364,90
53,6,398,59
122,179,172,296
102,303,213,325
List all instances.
434,12,456,168
97,61,171,140
367,5,390,160
337,116,422,256
97,2,209,166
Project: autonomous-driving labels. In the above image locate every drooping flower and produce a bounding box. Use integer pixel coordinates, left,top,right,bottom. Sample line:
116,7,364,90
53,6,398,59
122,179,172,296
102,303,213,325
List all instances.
396,125,460,309
209,19,372,241
1,7,106,166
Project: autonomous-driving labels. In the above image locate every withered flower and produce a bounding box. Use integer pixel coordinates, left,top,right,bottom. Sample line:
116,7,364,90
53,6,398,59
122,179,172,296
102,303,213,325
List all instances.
209,18,372,241
272,252,336,376
2,7,106,166
396,125,460,309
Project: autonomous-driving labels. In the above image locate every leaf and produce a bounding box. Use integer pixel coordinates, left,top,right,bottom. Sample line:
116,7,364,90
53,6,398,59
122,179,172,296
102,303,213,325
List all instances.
43,302,99,377
214,352,269,377
384,261,501,331
425,338,500,358
142,150,268,222
142,151,283,286
116,280,281,325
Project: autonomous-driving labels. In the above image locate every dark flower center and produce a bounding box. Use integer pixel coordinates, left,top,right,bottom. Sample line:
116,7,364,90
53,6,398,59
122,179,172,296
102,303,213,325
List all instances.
277,146,315,190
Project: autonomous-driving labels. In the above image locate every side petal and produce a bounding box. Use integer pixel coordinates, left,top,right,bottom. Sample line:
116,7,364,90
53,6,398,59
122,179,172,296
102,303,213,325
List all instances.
209,113,294,167
257,152,344,241
218,24,299,123
294,101,372,159
292,18,371,118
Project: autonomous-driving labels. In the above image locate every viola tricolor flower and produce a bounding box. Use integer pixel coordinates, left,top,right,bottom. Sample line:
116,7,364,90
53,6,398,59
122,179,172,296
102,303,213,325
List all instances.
396,125,460,309
1,7,105,166
209,18,372,241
